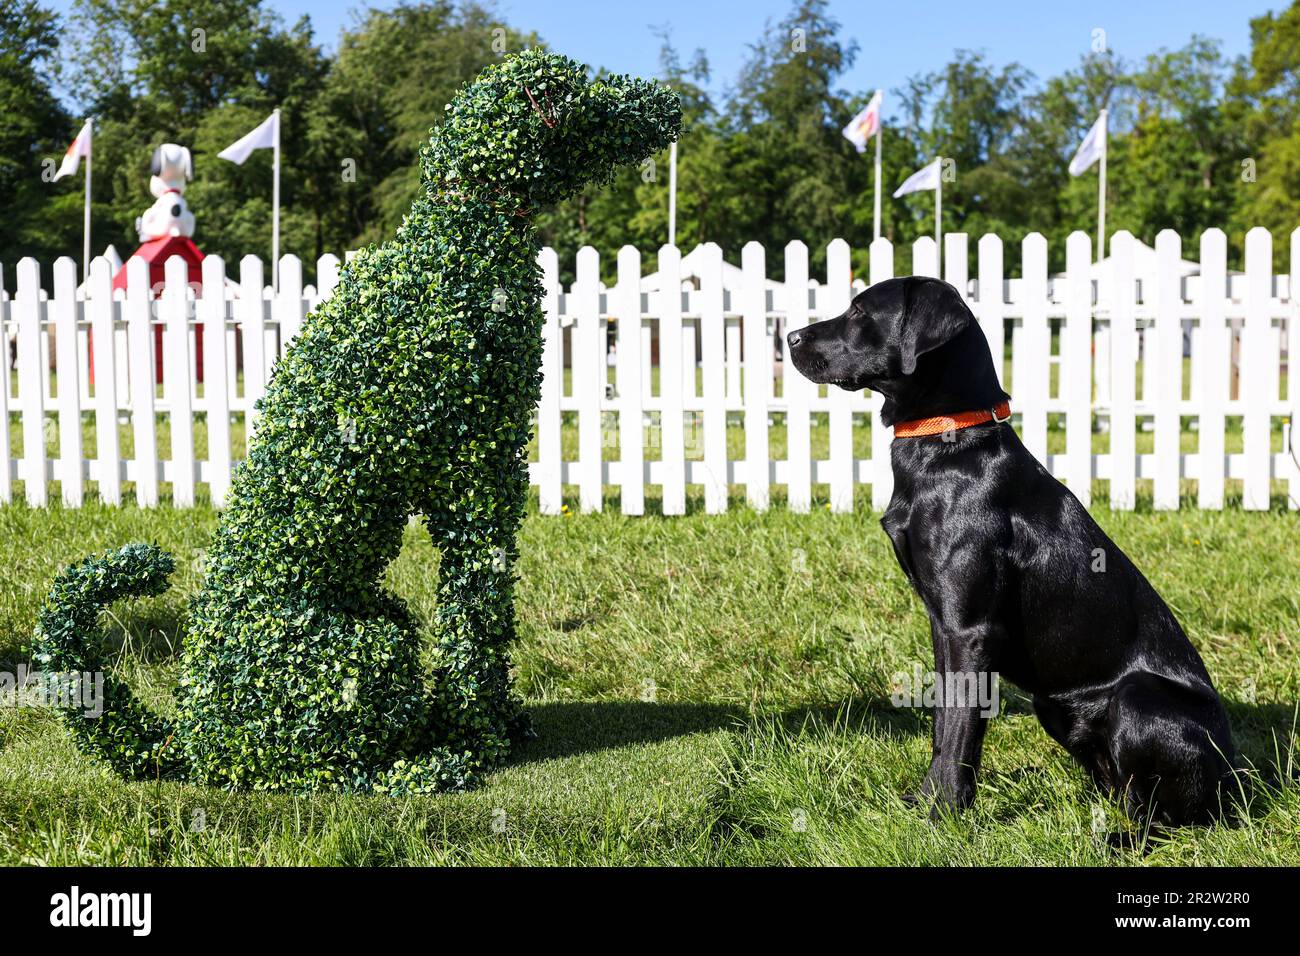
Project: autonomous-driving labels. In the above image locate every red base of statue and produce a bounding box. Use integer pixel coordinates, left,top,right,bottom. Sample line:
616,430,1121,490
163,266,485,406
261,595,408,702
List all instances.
90,236,207,386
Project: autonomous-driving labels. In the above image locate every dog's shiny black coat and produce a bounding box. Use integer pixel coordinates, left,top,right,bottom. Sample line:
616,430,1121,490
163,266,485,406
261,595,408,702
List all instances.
786,276,1237,824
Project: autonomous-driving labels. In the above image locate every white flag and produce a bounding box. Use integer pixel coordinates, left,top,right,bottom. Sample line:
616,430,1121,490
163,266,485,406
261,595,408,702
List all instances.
219,112,278,165
842,90,883,153
1069,113,1107,176
893,157,941,198
53,120,92,181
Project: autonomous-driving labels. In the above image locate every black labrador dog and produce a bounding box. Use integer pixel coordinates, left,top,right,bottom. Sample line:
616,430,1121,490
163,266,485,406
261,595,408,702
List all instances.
786,276,1237,826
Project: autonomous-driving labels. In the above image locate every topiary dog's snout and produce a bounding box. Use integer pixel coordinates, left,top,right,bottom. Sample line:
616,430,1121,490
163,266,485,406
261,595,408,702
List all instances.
587,74,684,163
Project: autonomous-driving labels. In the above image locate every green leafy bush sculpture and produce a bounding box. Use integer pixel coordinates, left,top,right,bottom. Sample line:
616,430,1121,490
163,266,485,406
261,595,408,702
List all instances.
34,51,682,793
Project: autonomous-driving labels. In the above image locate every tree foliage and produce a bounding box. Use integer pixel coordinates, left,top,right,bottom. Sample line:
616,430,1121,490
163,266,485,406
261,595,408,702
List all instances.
0,0,75,266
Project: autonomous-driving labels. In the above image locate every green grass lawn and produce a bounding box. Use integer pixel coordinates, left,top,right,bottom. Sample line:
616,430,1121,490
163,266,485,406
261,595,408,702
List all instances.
0,493,1296,865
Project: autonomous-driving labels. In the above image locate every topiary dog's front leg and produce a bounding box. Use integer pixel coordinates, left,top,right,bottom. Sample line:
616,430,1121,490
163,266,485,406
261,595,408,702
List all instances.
425,494,531,766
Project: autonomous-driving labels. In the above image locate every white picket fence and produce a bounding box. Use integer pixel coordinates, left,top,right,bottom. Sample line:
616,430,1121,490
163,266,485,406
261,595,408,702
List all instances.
2,227,1297,515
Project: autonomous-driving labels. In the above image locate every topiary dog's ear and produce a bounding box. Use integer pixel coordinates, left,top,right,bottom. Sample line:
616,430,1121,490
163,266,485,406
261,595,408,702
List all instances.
898,277,973,375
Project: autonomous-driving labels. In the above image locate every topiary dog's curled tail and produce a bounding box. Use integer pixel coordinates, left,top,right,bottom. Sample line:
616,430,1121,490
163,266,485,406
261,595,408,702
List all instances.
32,543,184,780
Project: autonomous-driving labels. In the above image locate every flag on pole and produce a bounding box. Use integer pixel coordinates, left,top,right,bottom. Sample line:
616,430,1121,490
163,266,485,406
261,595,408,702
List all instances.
220,110,282,287
893,157,942,197
53,120,92,180
52,119,94,279
842,90,883,153
1069,110,1109,262
1069,113,1107,176
218,112,279,165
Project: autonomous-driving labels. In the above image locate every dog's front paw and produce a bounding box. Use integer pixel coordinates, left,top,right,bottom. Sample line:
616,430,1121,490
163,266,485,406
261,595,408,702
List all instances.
905,770,975,819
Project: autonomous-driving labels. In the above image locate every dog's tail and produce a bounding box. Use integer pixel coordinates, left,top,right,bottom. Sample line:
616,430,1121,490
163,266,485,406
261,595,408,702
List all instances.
33,543,184,779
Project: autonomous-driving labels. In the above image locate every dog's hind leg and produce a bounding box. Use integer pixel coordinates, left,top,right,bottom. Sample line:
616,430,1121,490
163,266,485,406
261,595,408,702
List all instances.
1106,672,1236,826
1033,694,1122,795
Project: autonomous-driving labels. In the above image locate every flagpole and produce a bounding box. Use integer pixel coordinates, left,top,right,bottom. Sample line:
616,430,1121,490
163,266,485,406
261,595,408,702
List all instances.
272,108,281,290
668,140,677,247
1096,108,1108,264
872,91,882,242
935,156,942,274
83,118,93,281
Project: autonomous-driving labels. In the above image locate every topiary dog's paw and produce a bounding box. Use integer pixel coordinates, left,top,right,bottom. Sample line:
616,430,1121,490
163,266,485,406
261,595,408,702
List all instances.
372,748,478,795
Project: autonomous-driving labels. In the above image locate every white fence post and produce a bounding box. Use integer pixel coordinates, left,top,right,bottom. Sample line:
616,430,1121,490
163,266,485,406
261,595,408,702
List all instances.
127,257,159,506
88,257,121,504
784,241,812,513
201,255,232,506
1021,234,1049,463
699,242,728,513
1109,231,1137,510
317,254,341,300
913,236,938,278
1242,228,1272,510
53,258,83,506
1152,230,1183,510
1064,232,1092,506
1197,229,1229,510
616,245,644,516
163,256,195,506
574,246,603,513
1291,228,1300,511
657,244,686,515
977,234,1006,390
240,255,267,438
742,241,769,510
277,255,304,350
826,238,853,512
16,259,46,506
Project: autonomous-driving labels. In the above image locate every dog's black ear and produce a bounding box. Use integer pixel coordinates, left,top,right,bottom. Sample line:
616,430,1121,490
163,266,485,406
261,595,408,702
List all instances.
898,277,973,375
150,147,163,176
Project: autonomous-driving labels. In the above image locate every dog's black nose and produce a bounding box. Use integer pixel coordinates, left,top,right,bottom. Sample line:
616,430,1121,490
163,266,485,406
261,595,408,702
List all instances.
787,331,803,348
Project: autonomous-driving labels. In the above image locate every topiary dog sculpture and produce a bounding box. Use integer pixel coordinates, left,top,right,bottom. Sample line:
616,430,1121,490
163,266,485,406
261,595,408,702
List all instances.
34,51,681,793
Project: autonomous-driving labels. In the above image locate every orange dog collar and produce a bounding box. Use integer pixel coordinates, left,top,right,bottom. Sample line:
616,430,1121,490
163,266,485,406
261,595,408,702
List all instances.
893,400,1012,439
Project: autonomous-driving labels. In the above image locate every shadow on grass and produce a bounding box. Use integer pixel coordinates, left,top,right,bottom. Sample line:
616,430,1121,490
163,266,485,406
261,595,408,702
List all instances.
507,694,944,771
508,700,747,764
1224,701,1300,782
773,696,930,742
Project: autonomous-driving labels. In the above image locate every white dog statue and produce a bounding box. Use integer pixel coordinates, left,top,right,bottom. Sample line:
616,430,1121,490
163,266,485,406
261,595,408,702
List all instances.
136,143,196,241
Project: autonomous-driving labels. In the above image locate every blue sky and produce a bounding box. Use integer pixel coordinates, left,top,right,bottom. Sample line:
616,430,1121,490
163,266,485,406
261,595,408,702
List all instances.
49,0,1285,119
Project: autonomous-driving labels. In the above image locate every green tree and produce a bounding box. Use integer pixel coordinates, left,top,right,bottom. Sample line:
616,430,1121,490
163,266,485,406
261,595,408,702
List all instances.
0,0,76,270
64,0,330,266
1234,1,1300,265
895,51,1034,269
1021,49,1122,266
1108,38,1243,253
312,1,539,251
723,0,863,275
